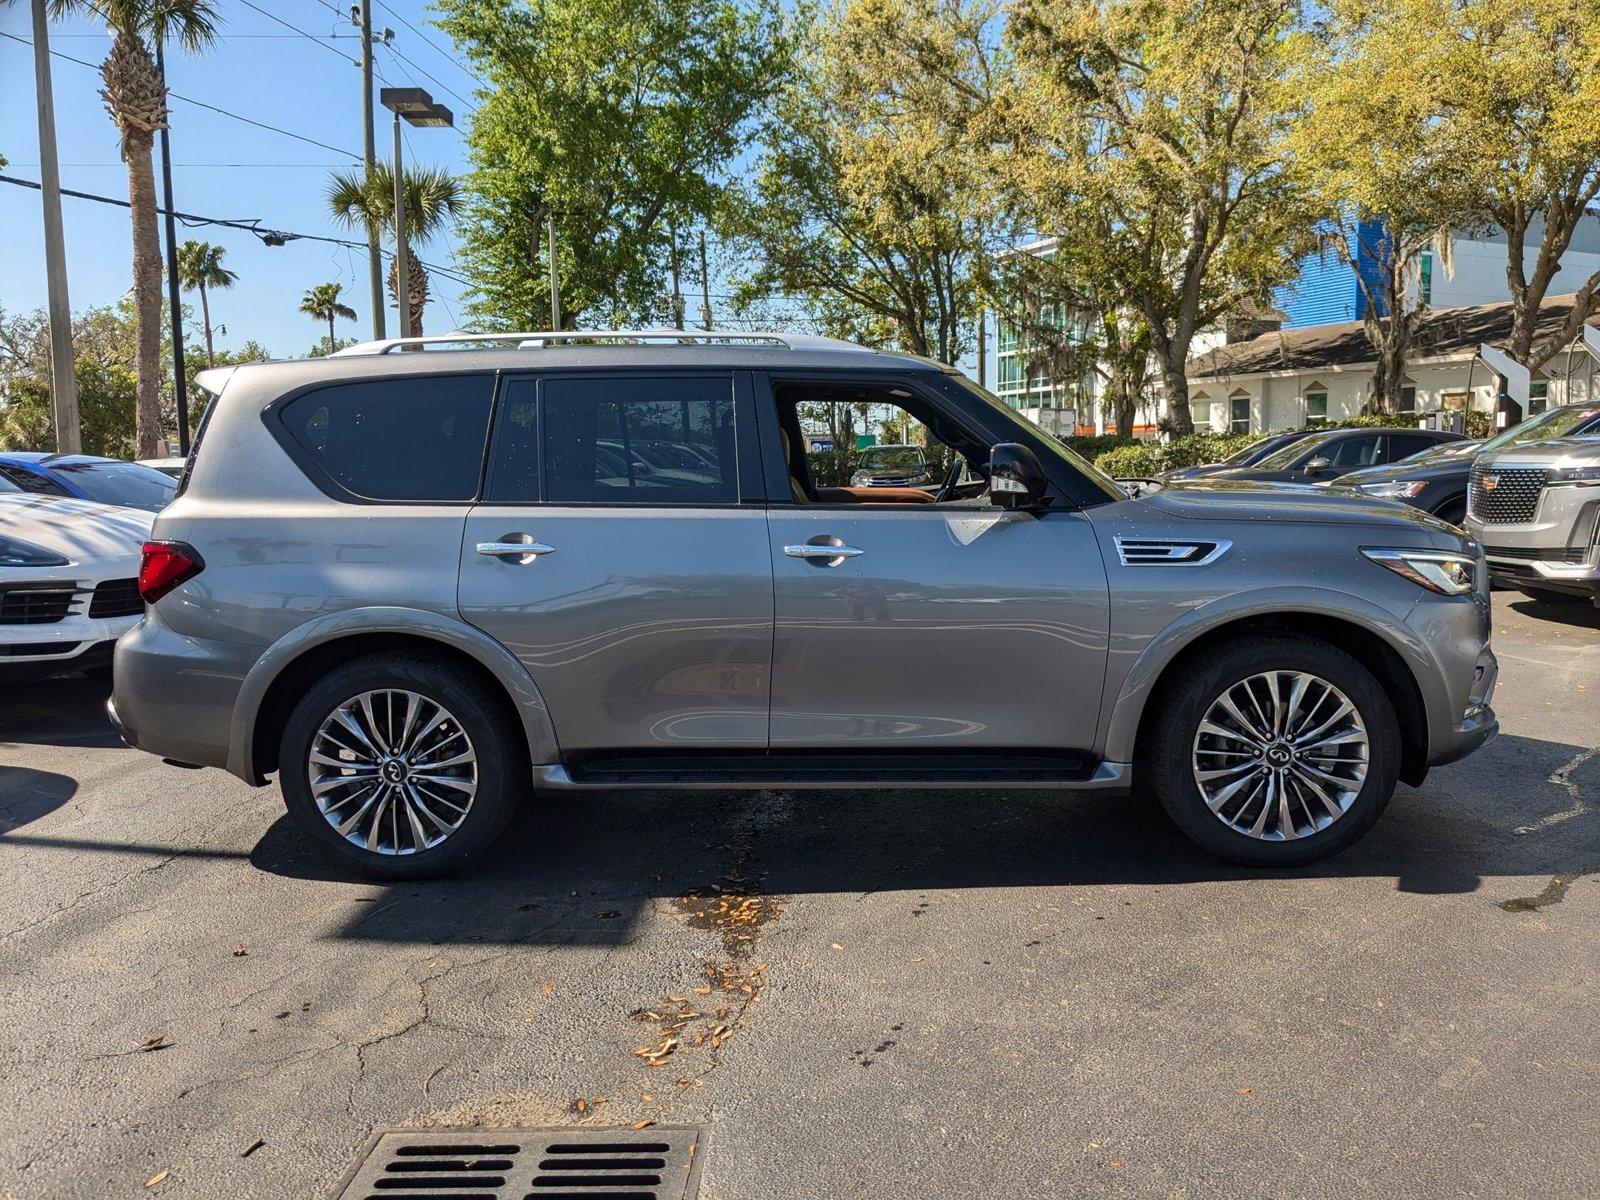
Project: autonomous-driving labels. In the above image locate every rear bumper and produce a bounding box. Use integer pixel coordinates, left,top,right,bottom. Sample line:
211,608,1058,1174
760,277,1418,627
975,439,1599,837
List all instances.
110,614,256,773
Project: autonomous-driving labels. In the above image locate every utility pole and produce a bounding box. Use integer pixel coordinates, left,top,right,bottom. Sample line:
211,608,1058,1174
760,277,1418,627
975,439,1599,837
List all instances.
667,216,684,329
31,0,80,454
698,228,712,331
547,213,561,330
391,113,409,338
357,0,385,339
155,39,189,454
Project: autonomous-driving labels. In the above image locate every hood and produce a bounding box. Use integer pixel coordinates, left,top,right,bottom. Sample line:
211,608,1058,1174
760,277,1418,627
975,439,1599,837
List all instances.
1328,457,1471,488
1143,478,1463,537
1474,435,1600,470
0,493,154,562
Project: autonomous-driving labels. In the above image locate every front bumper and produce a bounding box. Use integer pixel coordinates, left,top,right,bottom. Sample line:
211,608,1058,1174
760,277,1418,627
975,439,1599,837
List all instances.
0,612,139,681
1429,644,1498,767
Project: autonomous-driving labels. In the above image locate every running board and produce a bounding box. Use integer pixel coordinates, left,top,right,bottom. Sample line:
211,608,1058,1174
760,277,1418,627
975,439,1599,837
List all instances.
534,755,1130,792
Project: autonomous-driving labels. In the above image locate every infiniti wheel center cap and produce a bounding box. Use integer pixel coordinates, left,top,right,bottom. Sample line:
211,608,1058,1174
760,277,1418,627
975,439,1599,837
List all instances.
1265,743,1292,768
380,758,408,784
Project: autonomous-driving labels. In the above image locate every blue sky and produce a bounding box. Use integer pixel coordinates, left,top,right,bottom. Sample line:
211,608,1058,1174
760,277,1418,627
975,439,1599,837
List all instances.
1,0,478,357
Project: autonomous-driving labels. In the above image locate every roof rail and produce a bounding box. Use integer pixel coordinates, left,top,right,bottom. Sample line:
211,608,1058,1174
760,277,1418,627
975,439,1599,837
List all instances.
326,329,877,357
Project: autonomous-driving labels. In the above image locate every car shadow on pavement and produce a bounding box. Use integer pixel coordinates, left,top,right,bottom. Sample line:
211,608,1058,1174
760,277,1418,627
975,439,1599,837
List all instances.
1502,597,1600,629
237,732,1600,947
0,766,78,833
0,673,123,749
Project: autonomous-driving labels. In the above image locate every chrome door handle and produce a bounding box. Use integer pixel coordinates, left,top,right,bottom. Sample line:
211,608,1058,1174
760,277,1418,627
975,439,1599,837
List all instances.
476,538,556,561
783,542,864,565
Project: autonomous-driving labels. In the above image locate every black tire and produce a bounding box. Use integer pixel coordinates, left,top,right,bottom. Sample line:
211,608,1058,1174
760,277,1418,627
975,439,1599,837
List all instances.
278,652,524,879
1516,586,1587,605
1145,635,1401,867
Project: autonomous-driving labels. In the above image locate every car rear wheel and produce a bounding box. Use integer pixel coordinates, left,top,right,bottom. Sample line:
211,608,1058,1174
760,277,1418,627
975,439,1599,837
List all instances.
1515,586,1587,605
278,653,523,879
1146,635,1401,866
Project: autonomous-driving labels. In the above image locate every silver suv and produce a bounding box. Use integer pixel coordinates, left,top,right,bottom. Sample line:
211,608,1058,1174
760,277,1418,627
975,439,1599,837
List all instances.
1464,402,1600,605
110,331,1498,878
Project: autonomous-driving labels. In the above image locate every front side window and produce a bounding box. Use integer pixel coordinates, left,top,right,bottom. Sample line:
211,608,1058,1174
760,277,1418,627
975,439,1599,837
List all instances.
1323,433,1383,468
538,376,737,505
278,375,494,502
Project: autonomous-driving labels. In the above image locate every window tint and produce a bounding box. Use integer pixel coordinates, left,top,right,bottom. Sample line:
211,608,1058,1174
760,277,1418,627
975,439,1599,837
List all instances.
539,376,737,504
51,461,176,511
1386,433,1436,461
278,376,493,501
485,378,539,501
1323,434,1383,467
0,465,70,496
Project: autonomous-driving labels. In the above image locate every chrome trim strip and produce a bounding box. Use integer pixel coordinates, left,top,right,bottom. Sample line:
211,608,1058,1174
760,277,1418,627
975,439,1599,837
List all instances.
1113,537,1232,567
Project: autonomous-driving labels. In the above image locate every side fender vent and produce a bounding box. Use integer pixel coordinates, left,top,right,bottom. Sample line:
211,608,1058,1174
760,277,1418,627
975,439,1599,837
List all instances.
1113,537,1231,567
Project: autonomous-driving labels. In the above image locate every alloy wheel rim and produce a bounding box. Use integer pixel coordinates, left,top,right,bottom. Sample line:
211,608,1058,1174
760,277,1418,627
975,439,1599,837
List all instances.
307,689,478,856
1191,670,1369,842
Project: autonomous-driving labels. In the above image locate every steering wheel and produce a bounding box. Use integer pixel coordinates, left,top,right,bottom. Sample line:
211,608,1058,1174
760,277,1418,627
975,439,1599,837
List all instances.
931,454,964,504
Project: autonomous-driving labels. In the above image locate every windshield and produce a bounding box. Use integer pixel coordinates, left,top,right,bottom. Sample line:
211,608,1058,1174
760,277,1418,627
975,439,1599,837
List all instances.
1255,429,1338,469
49,460,177,511
1478,404,1600,454
858,446,924,470
1400,439,1482,464
943,374,1127,499
1222,438,1273,464
0,475,20,493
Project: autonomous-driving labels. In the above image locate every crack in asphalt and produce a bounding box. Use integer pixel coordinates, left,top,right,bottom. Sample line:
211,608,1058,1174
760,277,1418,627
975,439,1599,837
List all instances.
1514,746,1599,835
1499,864,1600,913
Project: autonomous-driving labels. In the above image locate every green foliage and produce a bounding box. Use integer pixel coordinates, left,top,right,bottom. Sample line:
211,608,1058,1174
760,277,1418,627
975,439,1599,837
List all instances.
733,0,1002,364
1465,411,1493,440
174,240,235,293
1092,443,1165,478
437,0,788,329
1089,431,1269,476
0,361,140,457
326,163,461,243
1059,434,1137,461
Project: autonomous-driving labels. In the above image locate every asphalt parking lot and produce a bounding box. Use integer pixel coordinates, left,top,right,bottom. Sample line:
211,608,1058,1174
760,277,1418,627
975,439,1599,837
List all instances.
2,596,1598,1200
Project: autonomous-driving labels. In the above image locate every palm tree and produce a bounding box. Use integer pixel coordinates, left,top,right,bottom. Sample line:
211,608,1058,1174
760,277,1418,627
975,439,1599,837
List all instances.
300,282,357,353
327,163,460,336
44,0,219,457
174,239,234,367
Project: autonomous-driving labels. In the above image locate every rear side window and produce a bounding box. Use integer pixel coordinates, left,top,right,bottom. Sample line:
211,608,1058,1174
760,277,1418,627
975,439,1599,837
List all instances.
277,376,493,501
0,465,70,496
488,375,737,505
1388,433,1438,460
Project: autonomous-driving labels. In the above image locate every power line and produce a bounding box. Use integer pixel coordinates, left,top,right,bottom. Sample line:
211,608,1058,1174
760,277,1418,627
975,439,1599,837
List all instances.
235,0,359,65
0,30,363,161
373,0,487,88
0,173,468,285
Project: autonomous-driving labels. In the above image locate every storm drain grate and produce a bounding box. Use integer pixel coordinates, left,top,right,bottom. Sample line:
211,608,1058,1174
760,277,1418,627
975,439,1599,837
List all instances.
331,1127,706,1200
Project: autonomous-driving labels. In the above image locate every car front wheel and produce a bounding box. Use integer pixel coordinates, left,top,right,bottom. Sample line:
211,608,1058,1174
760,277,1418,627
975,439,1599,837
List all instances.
278,653,523,879
1146,635,1401,867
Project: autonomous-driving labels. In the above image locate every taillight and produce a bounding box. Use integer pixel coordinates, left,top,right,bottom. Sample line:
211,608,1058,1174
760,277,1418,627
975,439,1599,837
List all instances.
138,540,205,604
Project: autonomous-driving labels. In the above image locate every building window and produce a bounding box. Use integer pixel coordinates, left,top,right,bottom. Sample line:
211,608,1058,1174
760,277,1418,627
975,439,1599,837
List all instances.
1529,381,1548,415
1305,389,1329,426
1420,251,1432,306
1229,394,1251,433
1398,385,1417,414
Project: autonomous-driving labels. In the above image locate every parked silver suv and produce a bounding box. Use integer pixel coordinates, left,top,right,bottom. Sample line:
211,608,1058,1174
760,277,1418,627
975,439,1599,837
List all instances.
111,331,1498,878
1464,402,1600,605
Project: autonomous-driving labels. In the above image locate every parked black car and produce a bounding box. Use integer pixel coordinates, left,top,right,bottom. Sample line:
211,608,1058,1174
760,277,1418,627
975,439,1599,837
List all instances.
1326,438,1483,523
1329,403,1600,525
1161,429,1321,480
1198,426,1465,485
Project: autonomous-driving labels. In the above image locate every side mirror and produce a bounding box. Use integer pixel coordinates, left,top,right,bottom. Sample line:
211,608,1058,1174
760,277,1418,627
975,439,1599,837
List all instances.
988,442,1048,510
1304,456,1332,472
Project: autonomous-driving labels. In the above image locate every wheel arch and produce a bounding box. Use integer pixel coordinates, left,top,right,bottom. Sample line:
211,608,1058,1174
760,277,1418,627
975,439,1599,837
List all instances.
1107,594,1434,787
227,607,559,785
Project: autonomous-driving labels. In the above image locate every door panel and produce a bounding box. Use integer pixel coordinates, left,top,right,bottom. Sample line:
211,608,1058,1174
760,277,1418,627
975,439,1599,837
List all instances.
767,507,1110,748
459,506,774,752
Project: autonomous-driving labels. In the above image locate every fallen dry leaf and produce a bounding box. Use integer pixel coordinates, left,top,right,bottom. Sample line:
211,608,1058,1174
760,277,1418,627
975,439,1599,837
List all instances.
241,1138,265,1158
1238,1087,1252,1096
143,1169,168,1189
232,946,247,957
831,943,843,951
632,1120,654,1130
542,984,555,996
137,1036,170,1054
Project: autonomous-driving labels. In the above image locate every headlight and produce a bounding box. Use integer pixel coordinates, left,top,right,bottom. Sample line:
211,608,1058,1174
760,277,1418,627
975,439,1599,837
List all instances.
849,471,871,486
0,535,70,567
1356,480,1427,499
1547,465,1600,485
1362,547,1476,595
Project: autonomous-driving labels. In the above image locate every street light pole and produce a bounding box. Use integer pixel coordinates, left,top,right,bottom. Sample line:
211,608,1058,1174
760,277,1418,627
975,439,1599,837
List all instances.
379,88,452,342
30,0,80,454
155,38,189,454
391,111,409,338
358,0,385,340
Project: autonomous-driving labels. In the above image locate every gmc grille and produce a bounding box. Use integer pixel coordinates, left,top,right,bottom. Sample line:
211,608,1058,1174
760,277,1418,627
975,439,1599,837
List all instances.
1469,464,1547,524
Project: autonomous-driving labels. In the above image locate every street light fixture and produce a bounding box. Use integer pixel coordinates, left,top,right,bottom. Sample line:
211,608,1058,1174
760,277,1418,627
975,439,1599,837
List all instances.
379,87,454,338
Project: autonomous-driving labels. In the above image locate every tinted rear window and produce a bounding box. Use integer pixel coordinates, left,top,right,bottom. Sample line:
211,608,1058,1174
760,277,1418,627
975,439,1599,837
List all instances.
278,376,494,501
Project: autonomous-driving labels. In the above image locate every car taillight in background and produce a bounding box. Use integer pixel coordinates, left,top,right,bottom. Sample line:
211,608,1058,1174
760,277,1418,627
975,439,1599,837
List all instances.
137,541,205,604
